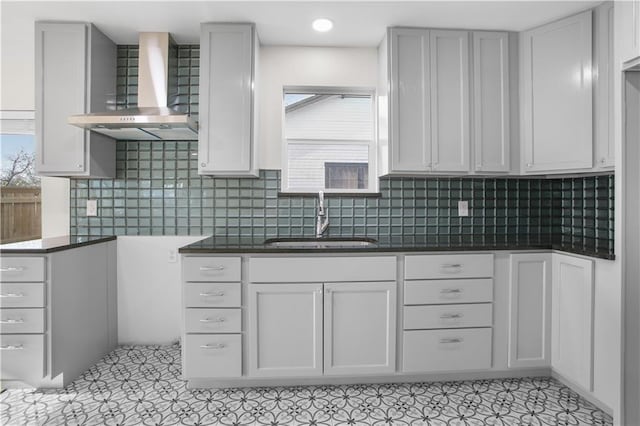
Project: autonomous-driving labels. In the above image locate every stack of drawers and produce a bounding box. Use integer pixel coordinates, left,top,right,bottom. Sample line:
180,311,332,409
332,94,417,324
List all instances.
0,257,47,382
182,256,242,379
402,254,494,372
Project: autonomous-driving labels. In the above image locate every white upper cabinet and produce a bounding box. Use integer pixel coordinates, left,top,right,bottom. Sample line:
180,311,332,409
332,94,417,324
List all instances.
388,28,432,173
199,23,258,177
472,31,511,173
594,3,615,170
616,0,640,66
379,27,510,176
35,22,116,178
430,30,470,173
521,11,593,173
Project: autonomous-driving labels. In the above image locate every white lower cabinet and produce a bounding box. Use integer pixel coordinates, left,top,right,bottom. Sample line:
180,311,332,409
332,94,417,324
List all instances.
183,334,242,378
248,283,323,377
402,253,495,373
552,253,594,391
324,282,396,375
508,253,552,368
248,281,397,377
403,328,492,372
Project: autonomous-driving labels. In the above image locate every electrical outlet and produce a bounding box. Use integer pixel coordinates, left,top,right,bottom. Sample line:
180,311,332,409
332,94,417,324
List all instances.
86,199,98,216
168,249,177,263
458,201,469,217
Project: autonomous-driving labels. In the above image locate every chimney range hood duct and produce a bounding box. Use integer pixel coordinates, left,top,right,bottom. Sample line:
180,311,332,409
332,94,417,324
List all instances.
68,33,198,140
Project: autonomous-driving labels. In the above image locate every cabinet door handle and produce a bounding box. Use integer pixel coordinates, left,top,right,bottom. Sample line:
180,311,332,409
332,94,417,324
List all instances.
440,288,462,294
200,343,226,350
440,313,463,319
0,344,24,350
0,318,25,324
0,267,25,272
440,263,462,273
199,291,225,297
199,317,226,323
0,293,25,298
439,338,463,344
200,266,225,271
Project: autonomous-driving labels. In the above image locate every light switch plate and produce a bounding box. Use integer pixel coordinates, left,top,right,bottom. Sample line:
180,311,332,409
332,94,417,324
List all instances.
168,249,177,263
458,201,469,217
86,199,98,216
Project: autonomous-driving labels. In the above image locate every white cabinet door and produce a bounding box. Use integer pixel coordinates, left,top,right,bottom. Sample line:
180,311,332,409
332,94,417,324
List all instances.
521,11,593,173
472,31,510,173
324,282,396,375
248,283,323,377
594,3,614,169
35,23,115,178
552,253,594,391
616,0,640,65
389,28,431,172
199,23,258,177
430,30,470,173
508,253,551,368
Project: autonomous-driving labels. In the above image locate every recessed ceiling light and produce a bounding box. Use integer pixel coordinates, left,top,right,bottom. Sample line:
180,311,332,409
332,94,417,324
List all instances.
312,18,333,32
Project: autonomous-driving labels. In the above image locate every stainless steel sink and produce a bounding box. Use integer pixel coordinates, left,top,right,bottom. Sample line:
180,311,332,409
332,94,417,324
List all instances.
263,237,377,248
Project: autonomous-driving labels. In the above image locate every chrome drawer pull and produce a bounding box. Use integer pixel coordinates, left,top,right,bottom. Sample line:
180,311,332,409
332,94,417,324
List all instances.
200,343,226,350
199,317,226,323
200,266,225,271
439,338,463,344
440,313,463,319
440,289,462,294
441,263,463,273
0,267,25,272
0,318,25,324
0,293,25,298
0,344,24,350
199,291,225,297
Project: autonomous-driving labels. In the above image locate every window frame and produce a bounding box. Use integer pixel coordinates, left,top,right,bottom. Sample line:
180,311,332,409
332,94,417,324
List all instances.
280,86,378,194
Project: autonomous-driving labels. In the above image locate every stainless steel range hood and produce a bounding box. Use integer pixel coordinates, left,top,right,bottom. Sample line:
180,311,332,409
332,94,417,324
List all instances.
68,33,198,140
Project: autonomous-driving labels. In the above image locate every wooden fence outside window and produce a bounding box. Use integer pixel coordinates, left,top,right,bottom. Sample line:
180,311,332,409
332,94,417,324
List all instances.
1,187,41,243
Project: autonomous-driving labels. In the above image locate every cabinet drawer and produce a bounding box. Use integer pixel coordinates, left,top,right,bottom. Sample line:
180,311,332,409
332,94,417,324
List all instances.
184,283,241,308
405,254,494,279
0,334,45,380
0,257,45,282
185,308,241,333
403,328,492,372
404,279,492,304
0,308,45,333
0,283,45,308
183,334,241,378
249,256,396,283
183,257,241,282
404,303,492,330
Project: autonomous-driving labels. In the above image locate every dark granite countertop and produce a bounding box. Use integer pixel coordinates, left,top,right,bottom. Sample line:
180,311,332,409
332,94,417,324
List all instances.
178,235,615,260
0,235,116,254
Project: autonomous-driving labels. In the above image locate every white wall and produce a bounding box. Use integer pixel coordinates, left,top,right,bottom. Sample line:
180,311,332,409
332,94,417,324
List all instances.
116,236,203,344
258,46,378,169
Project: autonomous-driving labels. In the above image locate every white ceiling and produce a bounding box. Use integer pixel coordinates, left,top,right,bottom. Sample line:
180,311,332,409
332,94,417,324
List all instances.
2,0,601,47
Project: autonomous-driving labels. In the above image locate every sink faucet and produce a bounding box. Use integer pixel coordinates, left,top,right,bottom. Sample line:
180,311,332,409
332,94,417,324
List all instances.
316,191,329,238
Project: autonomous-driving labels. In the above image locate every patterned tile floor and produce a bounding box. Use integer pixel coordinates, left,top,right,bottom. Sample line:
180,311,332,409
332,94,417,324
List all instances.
0,344,612,425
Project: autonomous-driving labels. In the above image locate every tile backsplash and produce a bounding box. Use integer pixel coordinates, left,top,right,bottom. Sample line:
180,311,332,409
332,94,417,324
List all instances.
69,44,614,258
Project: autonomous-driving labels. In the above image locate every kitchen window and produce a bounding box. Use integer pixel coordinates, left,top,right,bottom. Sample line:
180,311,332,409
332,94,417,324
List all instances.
281,87,377,193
